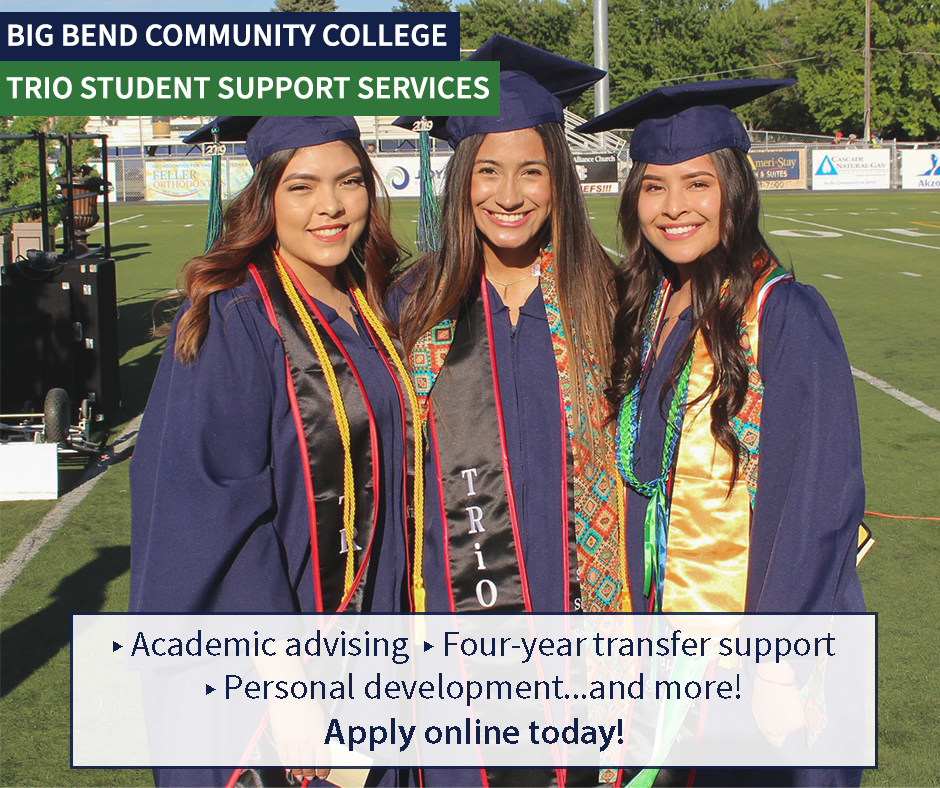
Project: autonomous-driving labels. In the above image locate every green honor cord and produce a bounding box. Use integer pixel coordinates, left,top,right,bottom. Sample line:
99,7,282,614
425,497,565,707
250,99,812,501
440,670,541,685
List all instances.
625,645,710,786
616,343,693,609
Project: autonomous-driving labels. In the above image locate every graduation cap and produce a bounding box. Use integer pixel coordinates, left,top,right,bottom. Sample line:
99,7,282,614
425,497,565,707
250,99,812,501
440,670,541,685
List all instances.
183,115,360,169
392,34,605,147
183,116,361,251
392,36,604,252
574,78,796,165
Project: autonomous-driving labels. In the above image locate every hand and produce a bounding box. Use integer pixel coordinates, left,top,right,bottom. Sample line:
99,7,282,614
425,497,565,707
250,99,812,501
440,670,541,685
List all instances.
267,698,331,782
750,664,806,748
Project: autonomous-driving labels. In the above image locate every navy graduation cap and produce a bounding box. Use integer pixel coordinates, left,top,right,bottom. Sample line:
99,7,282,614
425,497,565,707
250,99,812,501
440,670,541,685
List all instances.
392,34,605,146
575,78,795,165
183,116,360,251
184,115,360,169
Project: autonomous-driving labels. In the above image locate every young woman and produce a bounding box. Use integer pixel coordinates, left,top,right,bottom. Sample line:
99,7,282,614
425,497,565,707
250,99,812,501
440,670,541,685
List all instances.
130,116,417,788
577,80,866,787
391,36,628,788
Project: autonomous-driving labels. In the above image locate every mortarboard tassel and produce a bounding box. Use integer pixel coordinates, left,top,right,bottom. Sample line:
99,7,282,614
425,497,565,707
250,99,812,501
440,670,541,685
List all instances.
204,125,224,253
414,118,441,253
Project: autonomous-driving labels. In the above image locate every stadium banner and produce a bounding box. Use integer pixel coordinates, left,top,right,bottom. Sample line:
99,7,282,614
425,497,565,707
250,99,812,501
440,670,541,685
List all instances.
144,159,253,201
373,155,451,199
224,160,254,198
748,149,807,190
572,153,618,194
145,161,210,201
899,149,940,189
811,149,891,191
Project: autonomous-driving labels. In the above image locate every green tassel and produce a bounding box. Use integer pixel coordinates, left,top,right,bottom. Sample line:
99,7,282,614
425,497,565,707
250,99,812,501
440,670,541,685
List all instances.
415,119,441,253
204,126,224,253
643,484,667,603
626,769,660,787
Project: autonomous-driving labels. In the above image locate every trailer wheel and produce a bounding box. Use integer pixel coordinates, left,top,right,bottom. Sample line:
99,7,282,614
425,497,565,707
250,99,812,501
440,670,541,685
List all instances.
43,388,71,444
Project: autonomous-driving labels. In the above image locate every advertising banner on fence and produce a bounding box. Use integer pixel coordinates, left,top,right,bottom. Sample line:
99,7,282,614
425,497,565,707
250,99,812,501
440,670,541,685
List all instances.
749,149,806,190
145,161,210,201
144,159,254,201
572,153,618,194
811,149,891,190
373,155,451,198
900,149,940,189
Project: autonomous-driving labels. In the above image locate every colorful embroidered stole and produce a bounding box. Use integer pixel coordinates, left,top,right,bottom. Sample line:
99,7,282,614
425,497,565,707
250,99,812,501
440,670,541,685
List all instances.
539,250,630,613
250,261,396,613
409,251,628,613
661,264,791,612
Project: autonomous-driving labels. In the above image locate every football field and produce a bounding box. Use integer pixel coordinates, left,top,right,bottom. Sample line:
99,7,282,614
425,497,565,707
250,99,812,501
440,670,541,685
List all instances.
0,190,937,787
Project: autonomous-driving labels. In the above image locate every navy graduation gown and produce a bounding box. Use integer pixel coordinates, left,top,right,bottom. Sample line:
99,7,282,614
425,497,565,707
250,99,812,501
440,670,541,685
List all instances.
626,280,865,787
418,280,569,615
402,282,582,788
130,275,408,787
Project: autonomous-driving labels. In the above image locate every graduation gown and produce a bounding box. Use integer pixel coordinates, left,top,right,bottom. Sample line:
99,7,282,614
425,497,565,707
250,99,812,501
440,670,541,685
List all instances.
394,280,599,788
130,273,410,787
419,280,570,614
626,280,865,787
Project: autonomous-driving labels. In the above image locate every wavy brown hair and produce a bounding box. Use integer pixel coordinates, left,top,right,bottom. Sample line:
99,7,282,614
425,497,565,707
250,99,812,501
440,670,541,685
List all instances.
606,147,778,484
394,122,616,444
171,139,403,363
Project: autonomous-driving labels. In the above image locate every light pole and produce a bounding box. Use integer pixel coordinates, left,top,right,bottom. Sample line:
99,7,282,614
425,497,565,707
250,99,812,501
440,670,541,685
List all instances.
594,0,610,116
864,0,872,140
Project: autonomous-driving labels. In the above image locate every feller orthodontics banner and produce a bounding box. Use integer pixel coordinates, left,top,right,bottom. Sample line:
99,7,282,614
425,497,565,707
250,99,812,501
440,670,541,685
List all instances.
1,12,500,116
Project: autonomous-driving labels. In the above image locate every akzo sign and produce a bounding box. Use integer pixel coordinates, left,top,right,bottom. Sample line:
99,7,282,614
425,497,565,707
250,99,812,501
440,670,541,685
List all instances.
811,149,891,190
900,150,940,190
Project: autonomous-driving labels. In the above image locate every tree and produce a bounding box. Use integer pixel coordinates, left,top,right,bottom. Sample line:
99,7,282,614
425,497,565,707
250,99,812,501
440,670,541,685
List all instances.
0,116,59,234
271,0,336,12
393,0,452,11
457,0,580,55
770,0,940,139
53,116,98,179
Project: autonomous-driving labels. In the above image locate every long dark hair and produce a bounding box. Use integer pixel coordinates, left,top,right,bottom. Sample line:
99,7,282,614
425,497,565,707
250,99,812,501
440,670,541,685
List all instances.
172,139,402,363
395,122,616,442
607,147,777,483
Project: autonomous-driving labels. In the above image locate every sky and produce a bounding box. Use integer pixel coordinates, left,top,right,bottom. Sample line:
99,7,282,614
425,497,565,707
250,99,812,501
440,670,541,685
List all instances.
1,0,398,13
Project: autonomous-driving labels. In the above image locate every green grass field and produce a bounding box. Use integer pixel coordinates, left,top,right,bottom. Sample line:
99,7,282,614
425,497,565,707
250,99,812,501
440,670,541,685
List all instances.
1,191,938,787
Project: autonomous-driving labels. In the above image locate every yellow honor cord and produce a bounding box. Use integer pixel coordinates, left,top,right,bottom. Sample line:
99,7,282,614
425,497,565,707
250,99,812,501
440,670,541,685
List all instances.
617,478,629,612
273,253,357,598
343,271,427,613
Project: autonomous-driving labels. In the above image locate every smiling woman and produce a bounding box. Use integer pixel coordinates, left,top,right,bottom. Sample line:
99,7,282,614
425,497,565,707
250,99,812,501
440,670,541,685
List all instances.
386,35,625,788
272,143,370,324
578,80,867,787
129,116,416,788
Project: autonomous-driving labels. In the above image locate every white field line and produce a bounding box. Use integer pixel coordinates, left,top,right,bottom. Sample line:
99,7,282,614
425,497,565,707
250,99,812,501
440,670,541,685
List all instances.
0,416,142,598
851,368,940,423
765,215,940,251
88,214,144,232
823,274,843,279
